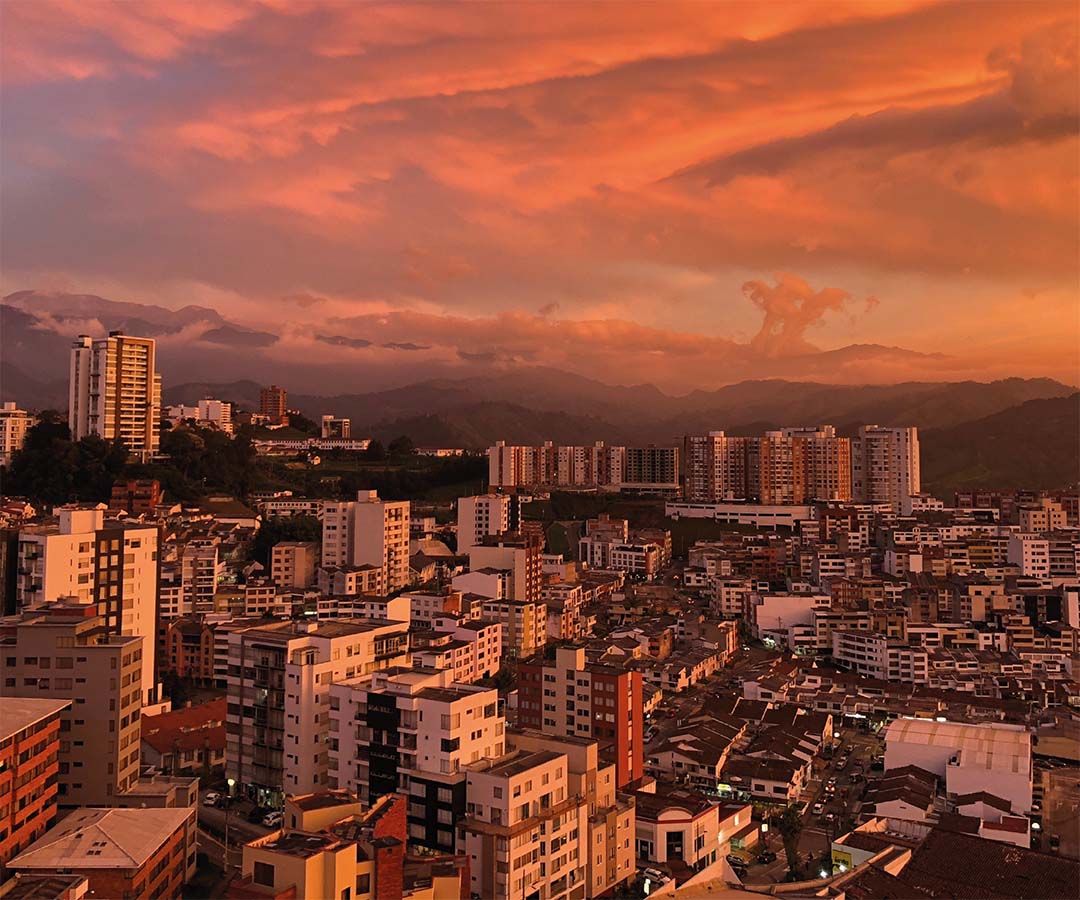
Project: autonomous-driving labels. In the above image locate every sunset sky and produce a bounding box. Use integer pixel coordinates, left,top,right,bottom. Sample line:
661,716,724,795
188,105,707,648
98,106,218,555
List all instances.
2,1,1078,391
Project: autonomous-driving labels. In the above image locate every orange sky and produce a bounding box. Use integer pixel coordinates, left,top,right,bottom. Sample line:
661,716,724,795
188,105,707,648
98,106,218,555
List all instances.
1,1,1077,389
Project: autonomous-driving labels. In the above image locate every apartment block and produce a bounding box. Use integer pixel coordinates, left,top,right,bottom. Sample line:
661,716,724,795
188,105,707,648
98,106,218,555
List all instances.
8,807,196,900
457,494,513,554
322,491,411,592
1008,534,1051,577
271,541,319,589
164,399,233,434
259,385,288,424
108,479,163,515
0,606,143,806
851,425,921,508
622,446,680,495
468,533,542,604
320,415,351,439
517,646,643,789
69,332,161,459
15,508,159,702
226,618,410,804
411,619,502,684
460,748,588,900
329,667,504,854
0,403,32,468
0,698,69,869
480,599,546,660
831,629,930,683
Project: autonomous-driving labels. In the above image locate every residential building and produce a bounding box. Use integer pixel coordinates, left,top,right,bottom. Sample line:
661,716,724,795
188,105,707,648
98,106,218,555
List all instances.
479,599,546,660
0,404,32,468
0,605,143,806
851,425,921,508
271,542,319,590
1008,534,1051,577
411,619,502,683
259,385,288,425
15,507,159,703
8,807,196,900
622,446,680,495
329,667,504,854
68,332,161,459
633,785,719,872
517,646,643,789
164,399,233,434
832,630,930,683
320,416,351,439
226,618,410,804
108,479,163,515
0,698,69,869
468,533,542,604
140,699,226,775
322,491,411,592
456,494,513,554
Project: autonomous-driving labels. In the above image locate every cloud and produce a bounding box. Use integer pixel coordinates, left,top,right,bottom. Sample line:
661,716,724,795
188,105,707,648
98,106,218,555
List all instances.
742,274,859,356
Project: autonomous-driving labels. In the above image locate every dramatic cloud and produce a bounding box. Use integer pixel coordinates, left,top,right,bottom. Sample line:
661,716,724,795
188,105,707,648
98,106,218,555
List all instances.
1,1,1077,390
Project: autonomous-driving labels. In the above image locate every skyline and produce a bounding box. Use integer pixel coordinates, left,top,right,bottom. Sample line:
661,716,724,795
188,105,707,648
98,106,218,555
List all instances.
2,1,1079,391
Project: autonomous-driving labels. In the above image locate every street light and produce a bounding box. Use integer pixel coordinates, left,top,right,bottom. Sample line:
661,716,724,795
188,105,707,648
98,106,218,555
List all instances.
224,777,236,871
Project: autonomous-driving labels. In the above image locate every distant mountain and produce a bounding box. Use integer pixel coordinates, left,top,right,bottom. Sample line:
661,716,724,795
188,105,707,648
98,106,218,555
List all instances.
921,394,1080,495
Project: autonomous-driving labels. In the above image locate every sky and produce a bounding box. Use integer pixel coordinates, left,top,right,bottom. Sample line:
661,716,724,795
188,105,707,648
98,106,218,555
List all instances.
2,0,1078,391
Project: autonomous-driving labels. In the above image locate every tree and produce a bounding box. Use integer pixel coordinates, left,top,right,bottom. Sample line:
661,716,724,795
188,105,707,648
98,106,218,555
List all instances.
387,435,416,460
249,515,322,569
5,412,78,505
73,436,128,502
365,439,386,461
776,804,804,877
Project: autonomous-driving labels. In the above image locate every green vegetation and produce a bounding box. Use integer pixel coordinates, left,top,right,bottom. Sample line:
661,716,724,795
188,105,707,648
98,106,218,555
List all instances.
776,804,804,877
249,515,322,568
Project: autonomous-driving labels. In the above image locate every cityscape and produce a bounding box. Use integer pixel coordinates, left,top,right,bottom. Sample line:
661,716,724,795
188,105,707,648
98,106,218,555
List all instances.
1,4,1079,900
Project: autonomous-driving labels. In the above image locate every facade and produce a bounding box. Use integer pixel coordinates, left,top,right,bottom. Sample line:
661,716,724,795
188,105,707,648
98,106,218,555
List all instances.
622,446,680,494
226,618,410,803
633,785,719,871
0,605,143,806
411,619,502,684
517,646,643,789
271,541,319,589
15,507,159,704
259,385,288,424
69,333,161,459
0,698,69,869
480,599,546,660
329,667,504,854
0,404,32,468
164,399,233,434
320,416,351,439
831,630,930,683
851,425,921,508
322,491,411,592
457,494,513,554
108,479,163,515
469,534,542,604
8,807,196,900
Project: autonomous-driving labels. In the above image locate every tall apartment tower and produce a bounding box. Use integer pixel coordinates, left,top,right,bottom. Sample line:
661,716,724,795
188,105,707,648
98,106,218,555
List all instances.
852,425,921,508
779,425,852,502
0,402,33,467
517,645,643,789
259,384,288,423
69,332,161,459
683,432,748,503
16,507,160,705
456,494,513,554
322,491,411,592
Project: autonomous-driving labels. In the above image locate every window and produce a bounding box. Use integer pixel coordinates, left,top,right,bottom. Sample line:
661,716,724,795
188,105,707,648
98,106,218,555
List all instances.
356,874,371,895
253,862,275,887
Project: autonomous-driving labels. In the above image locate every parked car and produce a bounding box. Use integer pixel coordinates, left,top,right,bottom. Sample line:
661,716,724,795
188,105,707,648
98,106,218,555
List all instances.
824,812,837,824
202,792,221,807
812,801,825,815
726,853,747,867
757,851,778,864
247,806,271,824
262,811,284,828
835,757,849,771
643,868,664,881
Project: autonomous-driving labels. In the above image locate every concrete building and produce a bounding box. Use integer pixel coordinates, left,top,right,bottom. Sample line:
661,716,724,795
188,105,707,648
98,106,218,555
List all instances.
479,599,546,660
0,605,143,807
1008,534,1051,578
468,534,542,604
320,415,351,439
164,399,233,434
0,698,69,869
69,333,161,460
329,667,504,853
633,785,719,872
622,446,680,495
0,403,32,468
226,618,410,804
271,541,319,589
411,619,502,684
831,630,930,683
259,385,288,424
322,491,411,592
15,507,159,704
852,425,921,508
884,718,1032,813
456,494,513,555
8,807,196,900
1019,499,1068,533
108,479,163,515
461,748,587,900
517,646,643,789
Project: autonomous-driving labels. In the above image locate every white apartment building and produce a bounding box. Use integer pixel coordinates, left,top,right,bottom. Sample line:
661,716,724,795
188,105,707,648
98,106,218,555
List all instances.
164,398,233,433
317,565,382,597
461,748,588,900
226,618,410,804
69,332,162,459
181,541,223,614
412,619,502,683
322,491,411,592
831,630,930,683
0,401,33,467
271,541,319,589
457,494,513,554
851,425,920,509
16,507,159,704
329,667,504,854
1008,534,1051,577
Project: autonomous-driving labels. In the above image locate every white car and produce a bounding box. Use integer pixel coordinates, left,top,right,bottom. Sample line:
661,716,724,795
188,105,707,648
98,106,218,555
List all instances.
202,792,221,807
643,868,664,881
812,801,824,815
262,811,284,828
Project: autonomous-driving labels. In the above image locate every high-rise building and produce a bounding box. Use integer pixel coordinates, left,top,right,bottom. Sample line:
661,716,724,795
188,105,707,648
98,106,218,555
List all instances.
682,432,749,503
517,645,643,789
0,697,69,868
0,605,144,806
456,494,513,554
322,491,411,592
328,667,504,854
622,445,680,494
0,402,33,468
851,425,920,508
69,332,161,459
258,385,288,424
15,507,159,704
270,541,319,589
226,618,410,804
319,415,351,439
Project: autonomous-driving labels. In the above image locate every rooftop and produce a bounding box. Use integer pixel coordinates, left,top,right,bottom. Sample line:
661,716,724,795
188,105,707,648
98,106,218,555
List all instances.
0,698,71,740
0,875,88,900
885,718,1031,773
254,831,349,859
